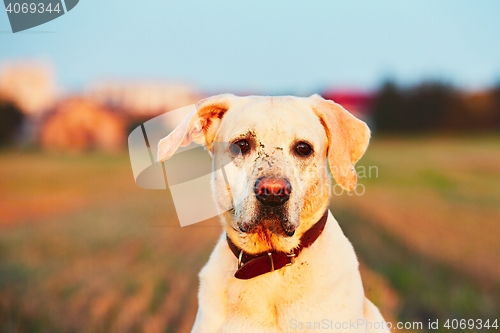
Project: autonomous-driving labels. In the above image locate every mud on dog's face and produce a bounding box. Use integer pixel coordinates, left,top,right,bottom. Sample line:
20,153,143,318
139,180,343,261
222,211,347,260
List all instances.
211,97,332,253
157,94,370,254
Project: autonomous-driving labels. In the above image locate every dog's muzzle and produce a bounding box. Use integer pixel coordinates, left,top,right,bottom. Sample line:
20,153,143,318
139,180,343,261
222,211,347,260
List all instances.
254,177,291,206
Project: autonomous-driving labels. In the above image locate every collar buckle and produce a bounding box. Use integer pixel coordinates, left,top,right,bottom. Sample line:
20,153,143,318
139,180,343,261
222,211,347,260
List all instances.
237,250,244,268
286,252,296,266
267,252,275,271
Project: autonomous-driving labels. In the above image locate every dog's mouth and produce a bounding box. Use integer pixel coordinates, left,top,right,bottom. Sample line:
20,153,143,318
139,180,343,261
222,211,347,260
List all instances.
238,206,297,237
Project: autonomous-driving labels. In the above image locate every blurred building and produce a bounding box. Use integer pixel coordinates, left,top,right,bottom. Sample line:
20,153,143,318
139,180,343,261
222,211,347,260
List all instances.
87,80,203,123
40,97,126,152
321,90,374,120
0,61,56,115
0,61,57,145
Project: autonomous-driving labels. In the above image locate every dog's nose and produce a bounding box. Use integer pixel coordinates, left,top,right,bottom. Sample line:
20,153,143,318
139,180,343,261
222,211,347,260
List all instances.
254,177,291,206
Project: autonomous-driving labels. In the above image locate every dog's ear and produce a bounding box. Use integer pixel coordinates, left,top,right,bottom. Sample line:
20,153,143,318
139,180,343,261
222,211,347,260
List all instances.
310,94,371,191
157,94,234,162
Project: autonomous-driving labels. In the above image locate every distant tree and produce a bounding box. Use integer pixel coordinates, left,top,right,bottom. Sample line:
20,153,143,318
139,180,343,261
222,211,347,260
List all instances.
372,80,459,133
491,82,500,129
0,99,25,146
406,81,457,132
371,81,406,133
443,88,500,132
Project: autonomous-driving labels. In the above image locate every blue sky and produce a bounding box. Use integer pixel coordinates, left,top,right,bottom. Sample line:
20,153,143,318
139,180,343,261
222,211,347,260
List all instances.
1,0,499,94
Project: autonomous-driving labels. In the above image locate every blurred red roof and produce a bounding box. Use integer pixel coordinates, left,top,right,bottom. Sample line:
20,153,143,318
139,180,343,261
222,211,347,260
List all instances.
321,90,374,118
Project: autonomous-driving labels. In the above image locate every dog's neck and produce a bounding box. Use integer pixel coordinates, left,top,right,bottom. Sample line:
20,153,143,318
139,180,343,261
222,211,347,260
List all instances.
226,210,328,280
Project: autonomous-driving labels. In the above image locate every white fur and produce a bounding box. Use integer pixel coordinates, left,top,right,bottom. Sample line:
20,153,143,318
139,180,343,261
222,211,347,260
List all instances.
157,95,390,332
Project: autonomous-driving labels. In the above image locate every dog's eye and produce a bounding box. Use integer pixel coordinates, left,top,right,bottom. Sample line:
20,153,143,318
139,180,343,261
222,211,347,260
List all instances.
295,142,313,157
230,139,251,155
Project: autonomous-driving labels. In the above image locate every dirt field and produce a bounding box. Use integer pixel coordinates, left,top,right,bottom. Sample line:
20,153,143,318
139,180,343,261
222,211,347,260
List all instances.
0,135,499,332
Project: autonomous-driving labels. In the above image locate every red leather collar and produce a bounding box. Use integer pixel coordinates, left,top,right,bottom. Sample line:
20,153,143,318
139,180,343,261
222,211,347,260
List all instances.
226,210,328,280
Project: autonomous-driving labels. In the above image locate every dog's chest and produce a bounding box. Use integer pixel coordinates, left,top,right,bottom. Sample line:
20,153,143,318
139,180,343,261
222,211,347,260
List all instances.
224,268,310,328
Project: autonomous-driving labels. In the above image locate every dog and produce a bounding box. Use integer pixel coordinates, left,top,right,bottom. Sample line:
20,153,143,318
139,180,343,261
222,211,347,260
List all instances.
157,94,390,332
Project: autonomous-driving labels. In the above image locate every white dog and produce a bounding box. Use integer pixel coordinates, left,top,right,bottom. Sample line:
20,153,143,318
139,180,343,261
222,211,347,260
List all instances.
157,94,390,333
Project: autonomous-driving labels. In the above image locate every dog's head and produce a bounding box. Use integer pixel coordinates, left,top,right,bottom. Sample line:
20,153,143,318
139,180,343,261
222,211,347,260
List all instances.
157,94,370,254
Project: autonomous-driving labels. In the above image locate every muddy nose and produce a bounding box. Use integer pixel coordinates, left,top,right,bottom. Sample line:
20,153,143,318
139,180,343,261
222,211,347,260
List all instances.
254,177,291,206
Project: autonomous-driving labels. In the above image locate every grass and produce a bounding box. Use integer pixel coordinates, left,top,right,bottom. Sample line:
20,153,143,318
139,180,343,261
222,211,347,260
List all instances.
333,135,500,332
0,151,220,333
0,135,499,332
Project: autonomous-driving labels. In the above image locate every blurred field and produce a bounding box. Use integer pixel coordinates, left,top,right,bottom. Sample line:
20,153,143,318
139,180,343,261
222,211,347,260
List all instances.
0,135,499,333
333,135,500,331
